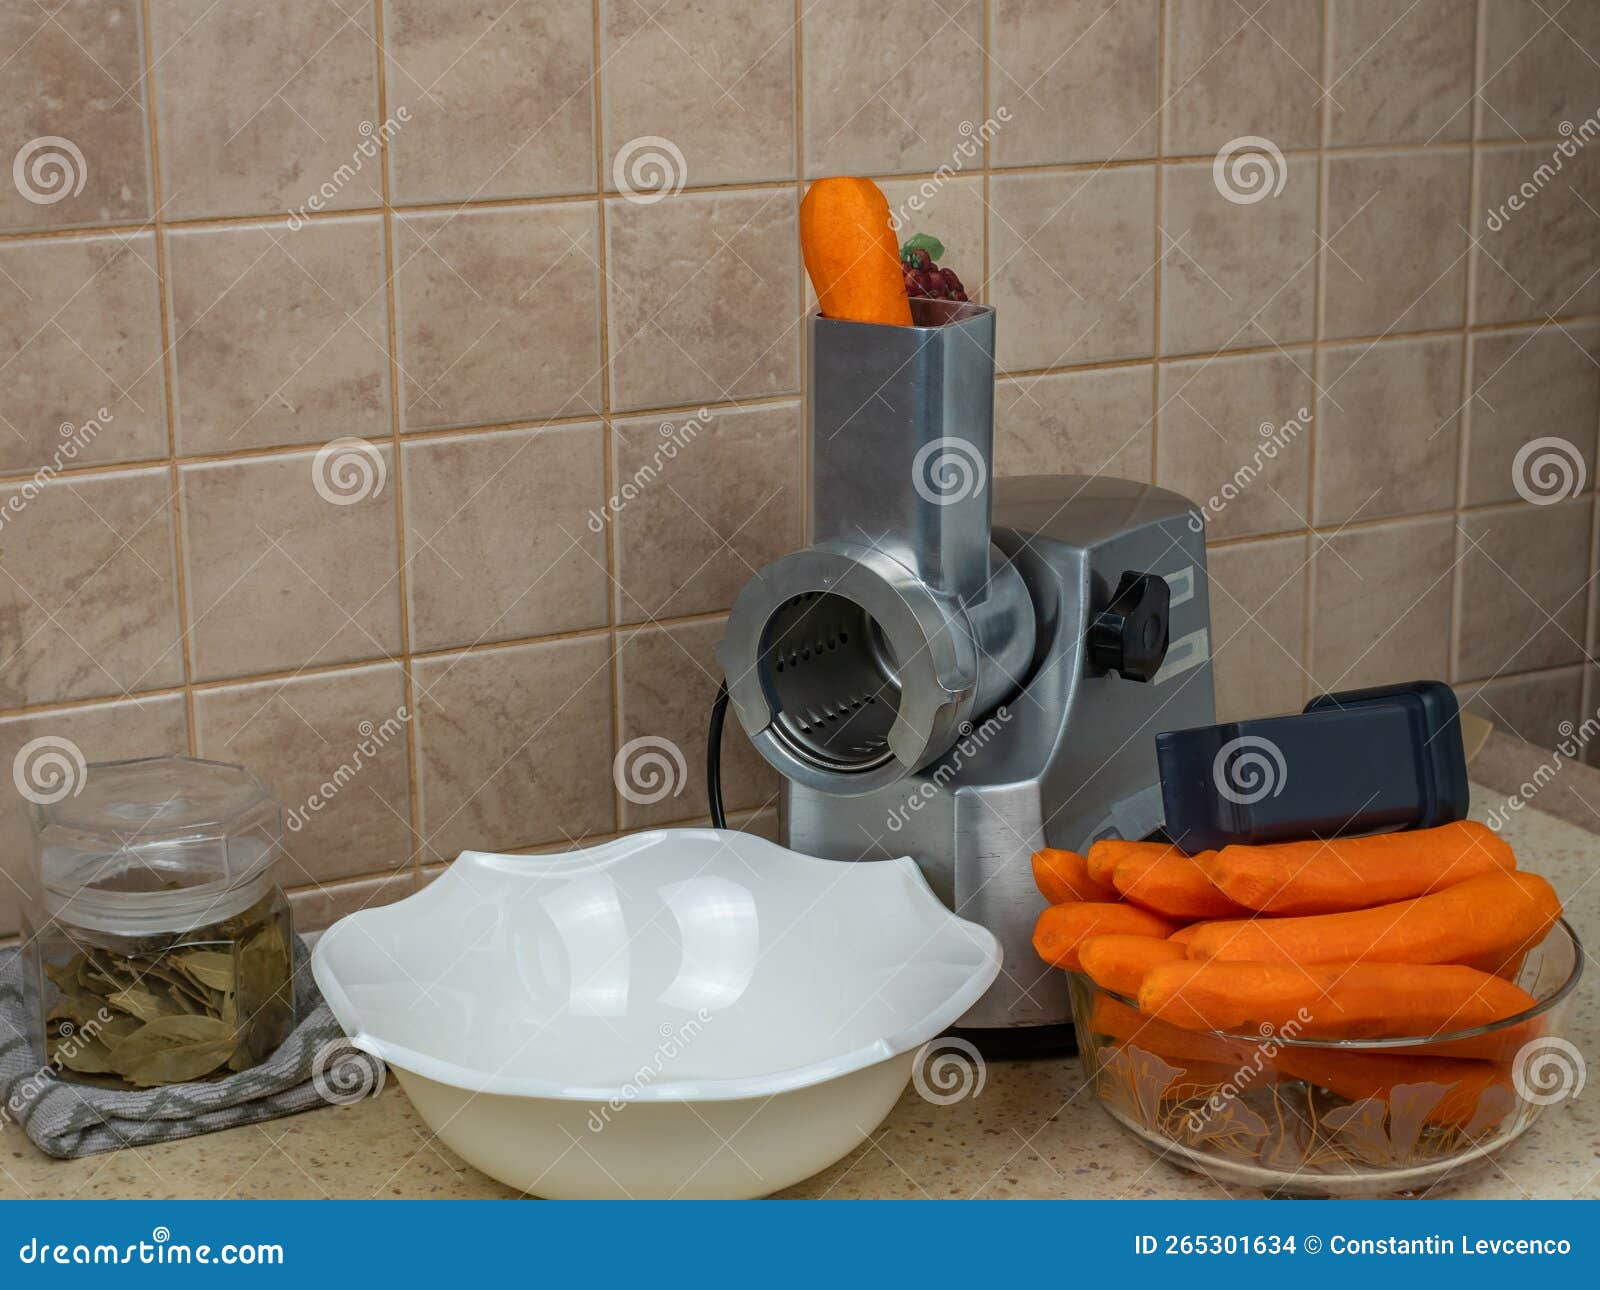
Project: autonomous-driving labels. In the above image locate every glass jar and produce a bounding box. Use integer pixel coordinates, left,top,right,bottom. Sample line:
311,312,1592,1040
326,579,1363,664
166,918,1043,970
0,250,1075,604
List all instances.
21,755,295,1088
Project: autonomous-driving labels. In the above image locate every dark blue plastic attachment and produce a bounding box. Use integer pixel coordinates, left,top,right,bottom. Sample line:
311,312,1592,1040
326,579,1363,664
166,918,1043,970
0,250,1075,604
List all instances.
1155,680,1470,853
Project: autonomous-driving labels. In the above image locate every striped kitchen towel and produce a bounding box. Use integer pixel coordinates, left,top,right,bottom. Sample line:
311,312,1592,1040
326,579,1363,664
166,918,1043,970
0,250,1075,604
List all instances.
0,936,385,1159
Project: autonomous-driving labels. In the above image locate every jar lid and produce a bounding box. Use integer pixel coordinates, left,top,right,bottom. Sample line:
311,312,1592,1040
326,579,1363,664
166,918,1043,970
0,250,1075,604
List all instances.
32,755,284,935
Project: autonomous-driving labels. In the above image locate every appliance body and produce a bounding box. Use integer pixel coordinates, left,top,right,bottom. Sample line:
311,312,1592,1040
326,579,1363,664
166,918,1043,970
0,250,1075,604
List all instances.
786,474,1215,1034
716,299,1216,1042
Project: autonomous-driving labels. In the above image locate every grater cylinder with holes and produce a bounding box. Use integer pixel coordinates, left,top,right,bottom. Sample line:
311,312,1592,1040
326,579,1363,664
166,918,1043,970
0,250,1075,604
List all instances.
717,299,1036,796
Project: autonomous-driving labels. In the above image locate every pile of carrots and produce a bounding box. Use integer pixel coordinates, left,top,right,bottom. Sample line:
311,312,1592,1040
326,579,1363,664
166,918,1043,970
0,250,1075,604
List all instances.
1033,821,1565,1127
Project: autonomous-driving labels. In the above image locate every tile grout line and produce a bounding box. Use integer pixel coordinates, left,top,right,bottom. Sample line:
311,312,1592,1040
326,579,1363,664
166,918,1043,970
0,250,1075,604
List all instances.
136,0,197,754
2,481,1595,729
370,0,425,894
2,137,1584,246
1150,0,1165,486
1451,0,1491,687
11,319,1593,494
592,0,624,839
980,0,991,311
795,0,809,554
1302,0,1333,704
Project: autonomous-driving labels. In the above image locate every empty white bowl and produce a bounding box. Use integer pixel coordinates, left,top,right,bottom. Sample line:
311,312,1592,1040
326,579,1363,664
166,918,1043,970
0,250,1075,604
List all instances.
311,829,1000,1198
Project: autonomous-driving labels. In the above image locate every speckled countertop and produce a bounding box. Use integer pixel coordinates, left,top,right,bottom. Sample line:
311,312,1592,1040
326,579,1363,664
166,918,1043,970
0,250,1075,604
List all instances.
3,733,1596,1200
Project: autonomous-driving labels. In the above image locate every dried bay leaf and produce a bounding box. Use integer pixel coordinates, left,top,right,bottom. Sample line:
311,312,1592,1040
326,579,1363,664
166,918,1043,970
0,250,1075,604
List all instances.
171,949,236,994
53,1033,120,1075
105,984,184,1024
108,1015,238,1087
41,889,292,1086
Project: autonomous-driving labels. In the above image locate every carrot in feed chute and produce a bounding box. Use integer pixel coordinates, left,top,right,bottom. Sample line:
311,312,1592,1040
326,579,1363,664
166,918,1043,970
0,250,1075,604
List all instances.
1205,820,1516,915
1184,870,1562,972
1137,959,1539,1040
1031,848,1119,904
1032,902,1177,972
799,177,913,326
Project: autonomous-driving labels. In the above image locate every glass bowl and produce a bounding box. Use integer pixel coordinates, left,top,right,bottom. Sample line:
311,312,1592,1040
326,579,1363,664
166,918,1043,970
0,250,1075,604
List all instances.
1068,919,1584,1197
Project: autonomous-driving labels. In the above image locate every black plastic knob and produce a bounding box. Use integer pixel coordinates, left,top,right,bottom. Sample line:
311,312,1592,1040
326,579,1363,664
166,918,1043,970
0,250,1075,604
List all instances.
1087,571,1170,682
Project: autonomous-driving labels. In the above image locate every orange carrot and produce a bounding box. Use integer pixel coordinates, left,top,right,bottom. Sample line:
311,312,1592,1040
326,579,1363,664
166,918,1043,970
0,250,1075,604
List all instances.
799,178,912,326
1167,922,1215,947
1270,1048,1512,1130
1206,821,1516,915
1138,959,1539,1040
1087,995,1262,1068
1033,902,1177,972
1085,839,1179,886
1093,997,1502,1127
1078,934,1191,997
1031,848,1118,904
1112,849,1247,919
1185,871,1562,972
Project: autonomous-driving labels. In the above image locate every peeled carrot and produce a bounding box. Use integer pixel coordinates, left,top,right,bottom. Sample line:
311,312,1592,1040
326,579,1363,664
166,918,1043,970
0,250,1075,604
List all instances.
1033,902,1177,972
1085,839,1178,886
1112,849,1247,919
1138,959,1538,1040
1167,922,1215,947
1078,934,1191,998
1185,871,1562,972
799,177,912,326
1206,821,1516,916
1088,995,1262,1069
1271,1048,1512,1130
1031,848,1118,904
1094,997,1503,1128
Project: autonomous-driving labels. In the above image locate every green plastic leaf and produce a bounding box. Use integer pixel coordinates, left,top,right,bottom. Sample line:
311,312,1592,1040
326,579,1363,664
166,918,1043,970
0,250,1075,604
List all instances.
900,233,945,263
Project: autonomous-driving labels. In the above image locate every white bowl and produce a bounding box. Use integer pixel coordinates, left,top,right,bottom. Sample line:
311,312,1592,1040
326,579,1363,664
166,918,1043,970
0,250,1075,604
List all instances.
311,829,1001,1198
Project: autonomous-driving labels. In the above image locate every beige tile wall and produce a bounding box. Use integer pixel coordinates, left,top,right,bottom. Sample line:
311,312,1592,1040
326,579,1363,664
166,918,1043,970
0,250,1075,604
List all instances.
1,0,1596,934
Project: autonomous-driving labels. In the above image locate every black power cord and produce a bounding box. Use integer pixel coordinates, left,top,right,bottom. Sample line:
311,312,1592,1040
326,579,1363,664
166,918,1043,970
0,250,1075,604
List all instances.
707,680,730,830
